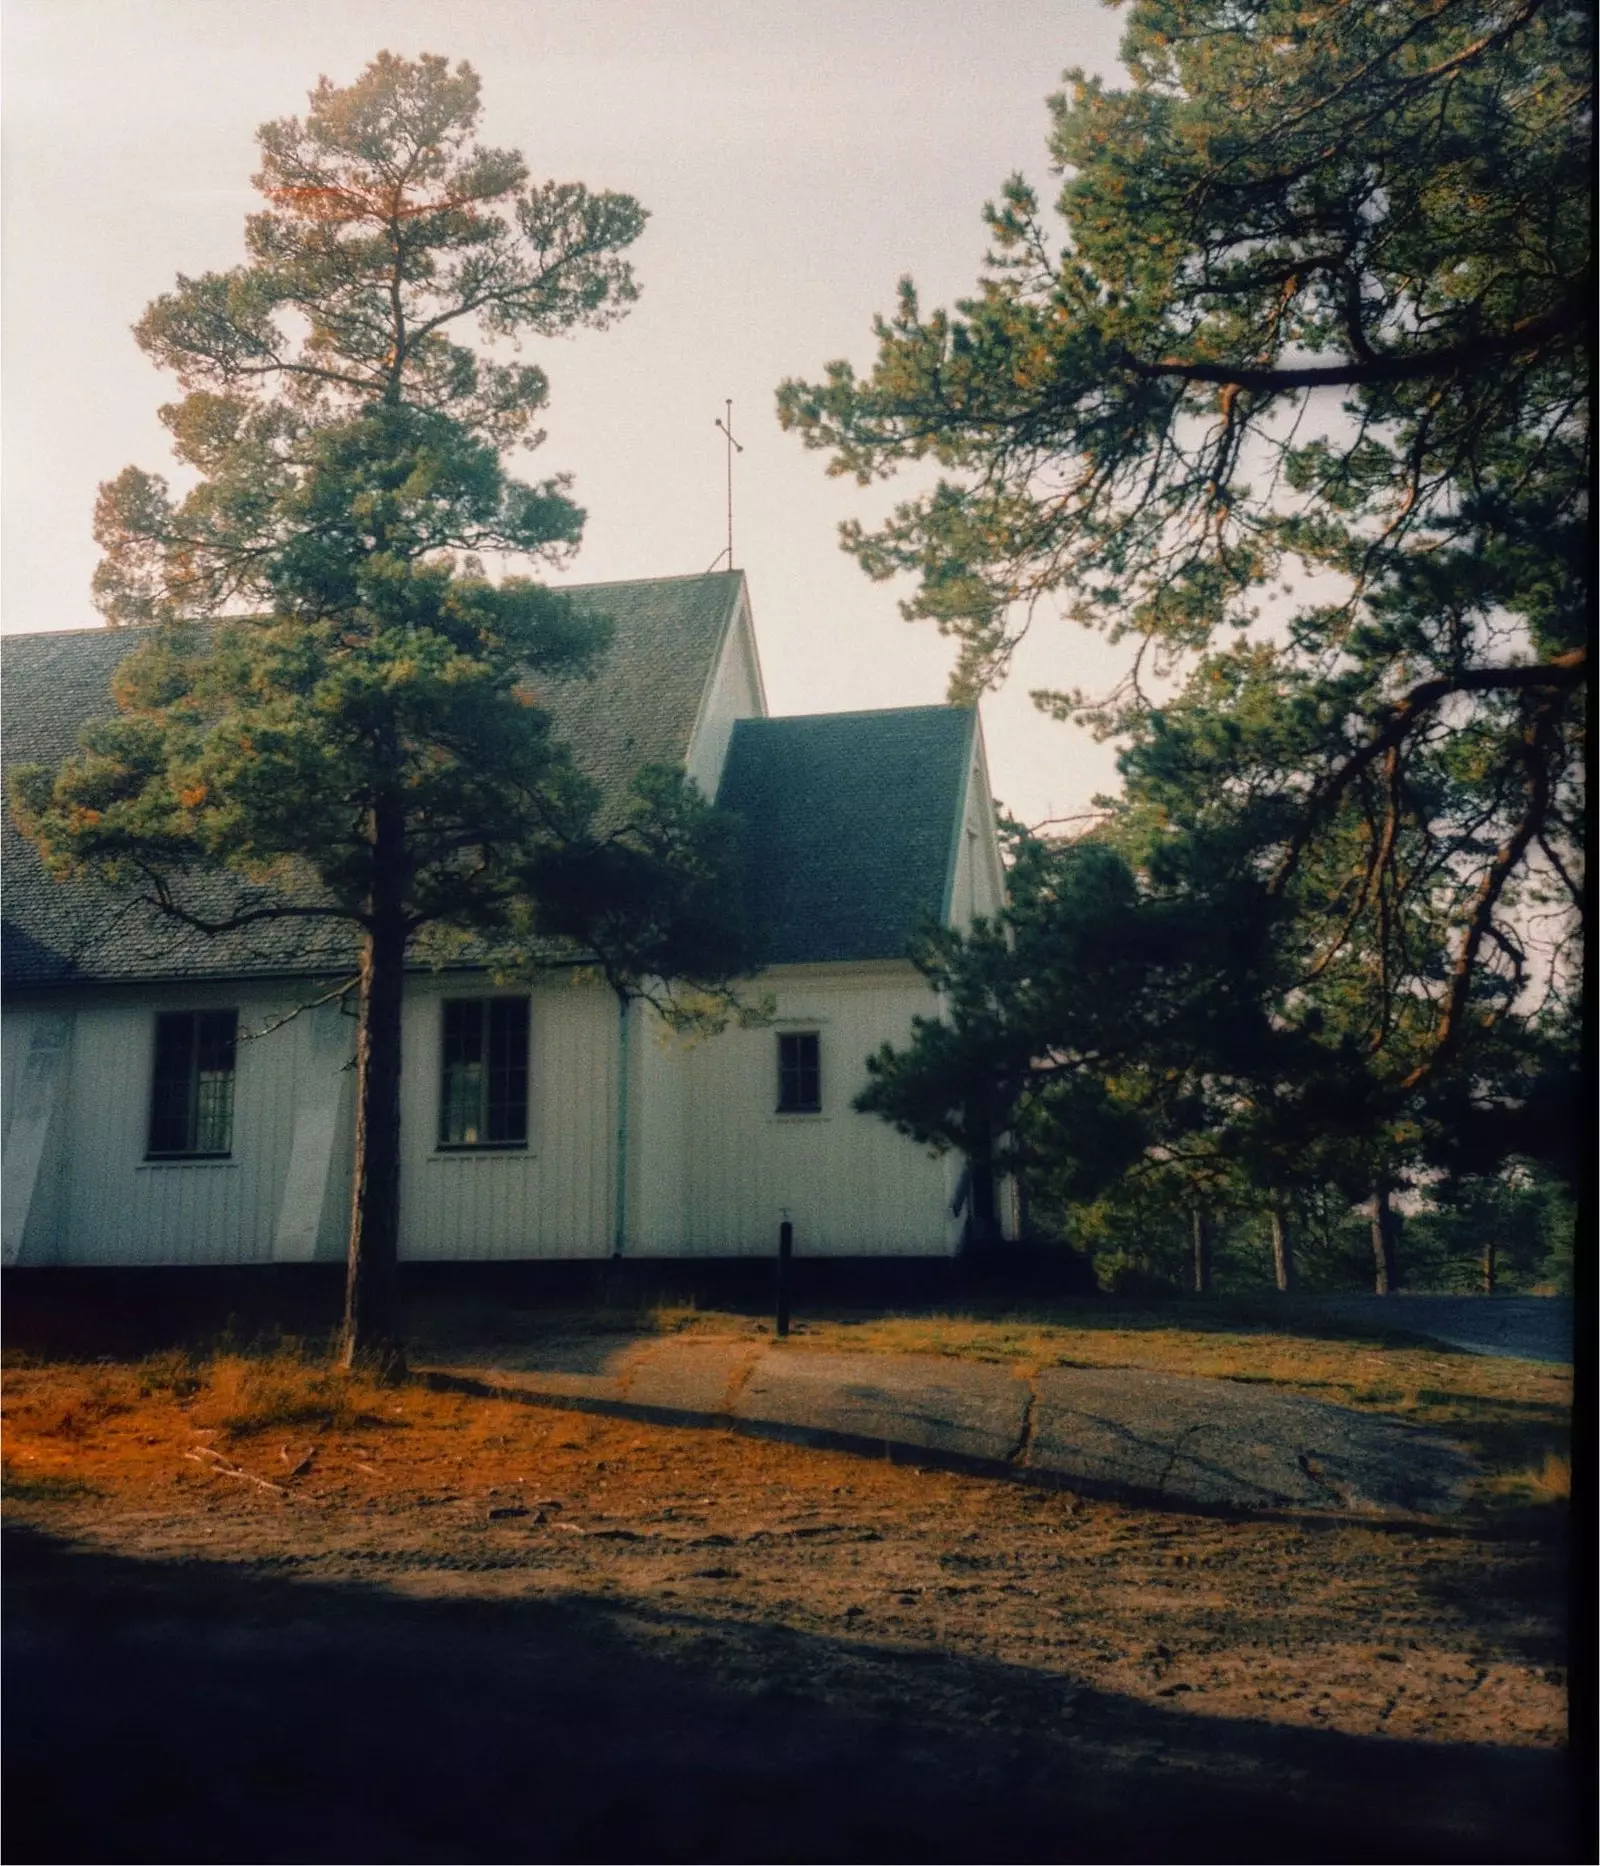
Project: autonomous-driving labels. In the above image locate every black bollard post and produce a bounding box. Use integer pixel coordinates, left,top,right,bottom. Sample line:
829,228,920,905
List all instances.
776,1219,793,1338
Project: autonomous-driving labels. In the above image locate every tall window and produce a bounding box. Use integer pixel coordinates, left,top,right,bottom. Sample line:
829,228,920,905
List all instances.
439,998,530,1149
776,1031,821,1114
147,1010,237,1158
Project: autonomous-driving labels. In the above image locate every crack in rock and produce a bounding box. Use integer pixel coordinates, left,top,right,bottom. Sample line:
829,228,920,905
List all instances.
1008,1373,1039,1467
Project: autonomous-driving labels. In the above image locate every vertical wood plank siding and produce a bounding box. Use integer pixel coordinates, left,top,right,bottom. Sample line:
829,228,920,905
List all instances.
398,976,615,1261
2,1007,75,1264
47,986,337,1267
630,1005,688,1254
671,968,957,1259
947,741,1006,933
3,963,957,1265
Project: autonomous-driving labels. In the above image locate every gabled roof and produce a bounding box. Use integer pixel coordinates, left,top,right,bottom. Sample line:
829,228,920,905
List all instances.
2,573,747,987
717,706,976,966
537,571,750,821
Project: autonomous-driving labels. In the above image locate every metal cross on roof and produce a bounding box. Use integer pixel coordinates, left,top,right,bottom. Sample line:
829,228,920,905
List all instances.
707,398,744,572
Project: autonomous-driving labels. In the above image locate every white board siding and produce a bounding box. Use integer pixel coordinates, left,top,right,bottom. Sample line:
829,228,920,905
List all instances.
946,724,1006,932
2,985,350,1268
271,1003,356,1263
671,965,959,1258
627,1001,690,1255
5,962,964,1265
685,594,766,800
2,1007,75,1265
398,974,616,1261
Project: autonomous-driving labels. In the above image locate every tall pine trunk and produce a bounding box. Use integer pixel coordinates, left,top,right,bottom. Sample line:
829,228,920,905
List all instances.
1370,1183,1401,1295
962,1098,1003,1252
340,807,408,1375
969,1154,1001,1250
1269,1200,1295,1293
1191,1205,1212,1294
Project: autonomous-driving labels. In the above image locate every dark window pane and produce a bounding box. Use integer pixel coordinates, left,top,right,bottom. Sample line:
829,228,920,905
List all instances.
148,1013,196,1154
147,1009,236,1156
442,1000,483,1068
193,1011,237,1153
440,1001,485,1146
778,1032,821,1113
485,998,529,1143
441,999,528,1148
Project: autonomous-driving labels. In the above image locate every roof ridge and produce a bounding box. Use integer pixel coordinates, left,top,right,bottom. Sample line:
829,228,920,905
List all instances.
561,569,744,596
1,571,749,646
735,702,972,727
1,625,124,644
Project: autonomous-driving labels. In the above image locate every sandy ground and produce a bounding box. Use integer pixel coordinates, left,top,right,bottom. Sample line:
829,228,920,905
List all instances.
2,1359,1575,1863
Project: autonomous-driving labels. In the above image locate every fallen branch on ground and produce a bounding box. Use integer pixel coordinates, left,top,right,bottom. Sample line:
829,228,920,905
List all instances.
183,1447,293,1497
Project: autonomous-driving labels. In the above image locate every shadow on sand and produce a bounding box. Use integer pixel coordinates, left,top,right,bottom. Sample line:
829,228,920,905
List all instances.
3,1523,1575,1864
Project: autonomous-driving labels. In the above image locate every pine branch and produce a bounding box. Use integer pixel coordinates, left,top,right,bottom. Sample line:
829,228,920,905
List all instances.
1267,648,1586,898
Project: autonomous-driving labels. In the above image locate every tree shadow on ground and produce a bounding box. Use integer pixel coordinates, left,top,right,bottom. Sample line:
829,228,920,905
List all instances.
3,1523,1575,1865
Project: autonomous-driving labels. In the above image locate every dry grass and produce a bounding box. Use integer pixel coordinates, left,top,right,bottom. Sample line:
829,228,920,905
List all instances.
201,1354,390,1438
2,1345,398,1457
1481,1450,1573,1512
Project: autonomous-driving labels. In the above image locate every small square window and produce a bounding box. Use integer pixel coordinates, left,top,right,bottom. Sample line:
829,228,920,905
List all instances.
777,1031,821,1114
439,998,529,1149
147,1009,237,1158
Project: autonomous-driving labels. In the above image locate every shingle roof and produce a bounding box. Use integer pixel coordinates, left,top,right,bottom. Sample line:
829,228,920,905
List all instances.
2,573,745,987
535,572,747,822
716,706,975,966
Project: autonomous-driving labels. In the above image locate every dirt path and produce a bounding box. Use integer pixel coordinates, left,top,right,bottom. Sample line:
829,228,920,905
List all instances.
2,1360,1574,1862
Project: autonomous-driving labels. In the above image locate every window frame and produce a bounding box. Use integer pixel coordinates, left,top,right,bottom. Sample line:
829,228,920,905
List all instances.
775,1029,822,1115
437,996,531,1152
145,1008,239,1160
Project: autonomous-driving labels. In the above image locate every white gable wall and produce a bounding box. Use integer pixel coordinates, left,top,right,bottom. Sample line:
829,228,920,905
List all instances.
945,717,1007,932
684,584,767,799
936,719,1020,1242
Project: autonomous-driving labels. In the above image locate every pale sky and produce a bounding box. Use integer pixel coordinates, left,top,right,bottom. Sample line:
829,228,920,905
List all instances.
2,0,1137,825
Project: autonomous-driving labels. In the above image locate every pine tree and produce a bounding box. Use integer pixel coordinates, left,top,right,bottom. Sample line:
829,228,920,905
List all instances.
11,54,750,1369
781,0,1588,1092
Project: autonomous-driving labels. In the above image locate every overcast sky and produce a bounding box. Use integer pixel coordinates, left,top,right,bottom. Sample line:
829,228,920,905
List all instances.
2,0,1137,825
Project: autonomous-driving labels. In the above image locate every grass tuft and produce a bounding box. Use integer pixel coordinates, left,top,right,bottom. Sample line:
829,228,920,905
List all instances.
1530,1452,1571,1500
30,1372,129,1439
135,1348,203,1401
203,1354,389,1439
